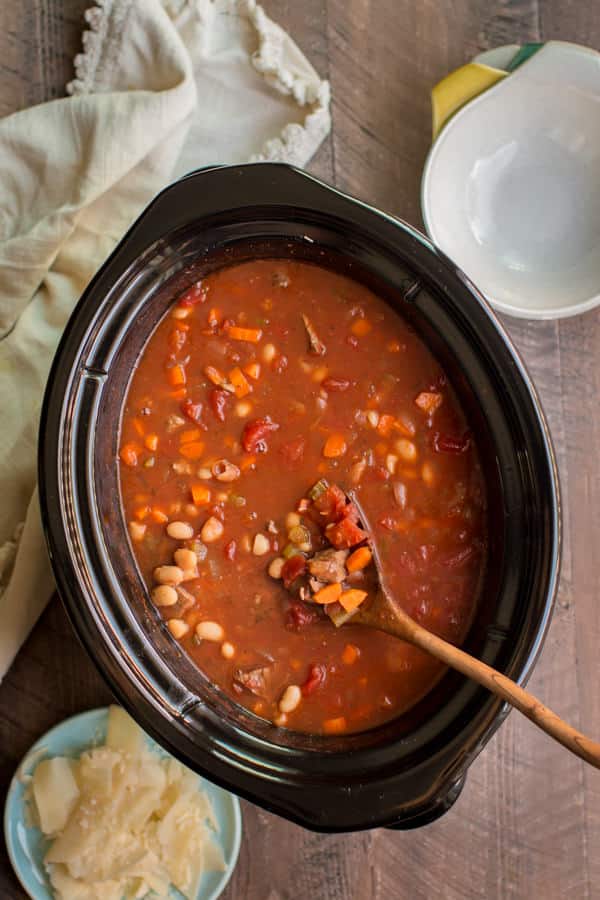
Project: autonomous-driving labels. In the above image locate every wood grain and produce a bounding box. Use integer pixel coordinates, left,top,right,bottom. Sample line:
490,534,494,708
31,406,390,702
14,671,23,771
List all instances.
1,2,599,898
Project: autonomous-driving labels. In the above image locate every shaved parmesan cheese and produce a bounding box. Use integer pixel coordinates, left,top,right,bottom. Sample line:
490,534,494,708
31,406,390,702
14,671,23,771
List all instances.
32,757,79,835
30,706,225,900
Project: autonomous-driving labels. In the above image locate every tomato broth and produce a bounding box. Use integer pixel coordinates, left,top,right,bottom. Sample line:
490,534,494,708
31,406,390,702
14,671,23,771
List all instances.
119,260,487,735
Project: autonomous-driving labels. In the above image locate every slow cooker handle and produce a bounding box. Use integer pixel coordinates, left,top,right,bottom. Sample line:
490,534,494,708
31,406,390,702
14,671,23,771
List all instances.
102,163,346,274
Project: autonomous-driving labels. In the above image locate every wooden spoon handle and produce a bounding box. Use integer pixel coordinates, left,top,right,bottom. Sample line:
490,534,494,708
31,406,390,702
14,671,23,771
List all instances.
409,622,600,769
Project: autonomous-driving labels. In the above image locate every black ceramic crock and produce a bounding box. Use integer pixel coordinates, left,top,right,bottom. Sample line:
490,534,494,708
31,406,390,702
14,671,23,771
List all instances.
38,163,560,832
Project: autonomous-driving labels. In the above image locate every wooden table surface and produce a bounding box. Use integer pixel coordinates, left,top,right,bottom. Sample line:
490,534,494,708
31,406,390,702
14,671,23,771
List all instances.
1,2,599,898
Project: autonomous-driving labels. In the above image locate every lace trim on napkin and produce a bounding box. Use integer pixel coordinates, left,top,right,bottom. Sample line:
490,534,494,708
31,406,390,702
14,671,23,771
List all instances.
67,0,330,167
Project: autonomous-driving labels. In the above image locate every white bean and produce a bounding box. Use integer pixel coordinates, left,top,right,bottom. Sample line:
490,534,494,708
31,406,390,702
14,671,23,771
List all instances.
195,621,224,642
274,712,288,727
128,521,146,542
285,512,301,530
201,516,224,543
167,618,189,639
262,342,276,363
385,453,398,475
268,557,285,579
212,459,240,482
396,439,417,463
235,401,252,418
366,410,379,428
174,548,197,570
279,685,301,713
167,520,194,540
221,641,235,659
253,533,270,556
154,565,184,585
152,585,178,607
197,467,212,479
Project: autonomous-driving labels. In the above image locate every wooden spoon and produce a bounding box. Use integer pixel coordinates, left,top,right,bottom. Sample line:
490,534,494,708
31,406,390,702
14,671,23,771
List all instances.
330,491,600,769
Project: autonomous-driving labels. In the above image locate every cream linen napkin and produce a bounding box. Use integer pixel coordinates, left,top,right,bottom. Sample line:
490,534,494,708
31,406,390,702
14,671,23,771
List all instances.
0,0,330,679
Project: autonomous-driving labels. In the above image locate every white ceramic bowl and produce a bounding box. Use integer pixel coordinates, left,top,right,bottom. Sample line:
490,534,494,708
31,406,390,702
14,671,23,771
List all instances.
422,41,600,319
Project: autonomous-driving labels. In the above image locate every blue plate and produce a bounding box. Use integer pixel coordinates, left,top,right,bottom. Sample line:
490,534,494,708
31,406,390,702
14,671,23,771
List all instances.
4,708,242,900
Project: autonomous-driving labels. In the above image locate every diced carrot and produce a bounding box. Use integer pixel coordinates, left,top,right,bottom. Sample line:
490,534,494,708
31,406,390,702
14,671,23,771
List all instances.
204,365,226,386
415,391,443,415
179,441,205,460
180,428,203,444
351,318,372,337
150,507,168,524
134,505,150,521
240,454,257,472
342,643,360,665
339,589,368,612
167,363,186,387
144,433,158,452
243,362,261,381
132,418,145,438
228,366,251,398
346,546,372,573
191,483,211,505
119,442,140,467
208,307,221,328
166,388,187,400
313,583,343,605
323,716,347,734
377,413,395,437
387,339,401,352
323,434,347,458
226,325,263,343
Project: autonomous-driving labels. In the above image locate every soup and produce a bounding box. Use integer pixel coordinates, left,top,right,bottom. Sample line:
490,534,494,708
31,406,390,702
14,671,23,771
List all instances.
119,260,487,734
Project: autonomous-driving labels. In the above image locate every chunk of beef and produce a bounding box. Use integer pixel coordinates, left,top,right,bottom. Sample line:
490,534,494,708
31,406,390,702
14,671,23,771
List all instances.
233,666,272,697
308,548,349,584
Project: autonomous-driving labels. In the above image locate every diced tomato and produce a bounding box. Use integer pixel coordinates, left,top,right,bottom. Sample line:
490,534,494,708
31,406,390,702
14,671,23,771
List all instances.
224,540,237,561
209,388,229,422
433,431,471,454
326,517,367,549
281,554,307,588
301,663,327,696
280,436,306,465
181,398,206,426
313,484,347,522
178,281,207,307
286,601,320,629
242,416,279,453
322,376,350,392
341,501,359,523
